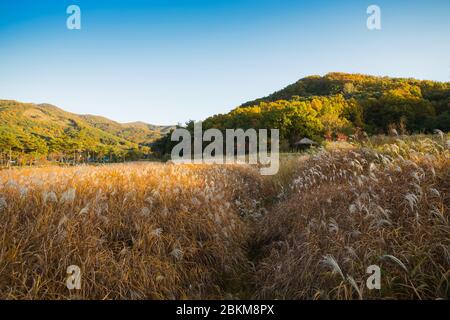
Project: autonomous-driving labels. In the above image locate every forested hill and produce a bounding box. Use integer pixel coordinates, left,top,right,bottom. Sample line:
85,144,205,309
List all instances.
0,100,173,164
241,73,450,108
194,73,449,150
79,114,174,144
2,73,449,162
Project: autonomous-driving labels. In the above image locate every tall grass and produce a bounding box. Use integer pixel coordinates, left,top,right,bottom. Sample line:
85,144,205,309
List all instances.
253,137,449,299
0,135,448,299
0,163,271,299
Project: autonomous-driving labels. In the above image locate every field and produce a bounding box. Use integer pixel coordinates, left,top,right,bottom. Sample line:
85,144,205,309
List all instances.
0,135,449,299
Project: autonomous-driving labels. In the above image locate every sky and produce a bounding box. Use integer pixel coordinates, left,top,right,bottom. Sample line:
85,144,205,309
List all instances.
0,0,449,125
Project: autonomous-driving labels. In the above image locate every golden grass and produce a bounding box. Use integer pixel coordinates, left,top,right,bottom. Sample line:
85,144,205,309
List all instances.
0,163,271,299
253,137,449,299
0,135,448,300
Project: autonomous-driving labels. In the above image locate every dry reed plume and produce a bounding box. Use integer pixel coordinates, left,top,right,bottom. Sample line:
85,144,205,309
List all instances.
0,135,448,300
254,136,449,299
0,163,271,299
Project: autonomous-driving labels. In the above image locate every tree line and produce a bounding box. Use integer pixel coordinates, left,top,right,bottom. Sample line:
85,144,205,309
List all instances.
153,74,449,155
1,73,448,164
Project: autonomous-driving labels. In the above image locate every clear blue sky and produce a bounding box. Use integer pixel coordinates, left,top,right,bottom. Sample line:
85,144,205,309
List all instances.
0,0,449,125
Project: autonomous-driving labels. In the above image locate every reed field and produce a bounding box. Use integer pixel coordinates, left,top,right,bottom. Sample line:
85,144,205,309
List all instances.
0,135,448,299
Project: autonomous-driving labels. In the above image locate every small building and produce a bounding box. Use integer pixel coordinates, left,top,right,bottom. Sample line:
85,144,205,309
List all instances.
293,137,318,151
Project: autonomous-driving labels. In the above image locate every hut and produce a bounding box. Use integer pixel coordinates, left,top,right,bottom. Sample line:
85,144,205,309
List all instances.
293,137,318,151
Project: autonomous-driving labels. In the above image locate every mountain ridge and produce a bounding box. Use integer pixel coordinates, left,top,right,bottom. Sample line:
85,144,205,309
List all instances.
241,72,450,107
0,99,175,163
1,72,449,162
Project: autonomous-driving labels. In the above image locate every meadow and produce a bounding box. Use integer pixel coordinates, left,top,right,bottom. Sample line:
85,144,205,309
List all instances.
0,134,448,299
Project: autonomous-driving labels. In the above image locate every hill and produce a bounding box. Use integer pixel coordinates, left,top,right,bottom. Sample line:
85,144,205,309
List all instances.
80,115,174,145
187,73,450,152
241,72,450,107
2,73,449,161
0,100,173,165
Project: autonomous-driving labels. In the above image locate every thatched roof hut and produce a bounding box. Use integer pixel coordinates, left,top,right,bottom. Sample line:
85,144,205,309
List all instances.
293,138,318,147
